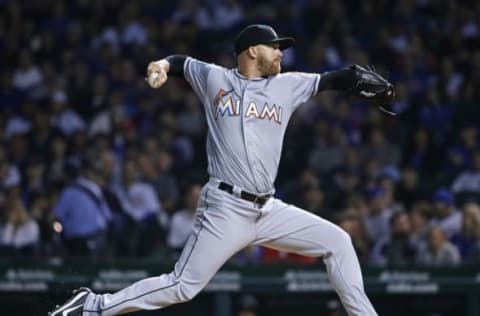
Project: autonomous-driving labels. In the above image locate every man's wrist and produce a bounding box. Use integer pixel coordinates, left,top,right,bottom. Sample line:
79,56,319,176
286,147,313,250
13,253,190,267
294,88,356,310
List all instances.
153,60,170,74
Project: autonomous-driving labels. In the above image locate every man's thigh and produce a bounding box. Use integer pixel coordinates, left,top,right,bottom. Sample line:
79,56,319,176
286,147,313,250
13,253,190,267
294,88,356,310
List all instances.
254,199,346,257
173,186,257,284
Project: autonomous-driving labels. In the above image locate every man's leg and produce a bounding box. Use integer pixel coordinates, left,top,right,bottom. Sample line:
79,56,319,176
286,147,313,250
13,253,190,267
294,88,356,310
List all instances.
81,188,256,316
254,199,377,316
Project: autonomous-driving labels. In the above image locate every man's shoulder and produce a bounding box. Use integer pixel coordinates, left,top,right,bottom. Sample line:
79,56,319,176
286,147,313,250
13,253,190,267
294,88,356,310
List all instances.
272,71,319,81
59,184,94,205
186,57,227,71
63,183,86,195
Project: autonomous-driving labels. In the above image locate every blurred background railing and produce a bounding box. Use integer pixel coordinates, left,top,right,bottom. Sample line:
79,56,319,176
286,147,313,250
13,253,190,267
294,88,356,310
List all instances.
2,258,479,316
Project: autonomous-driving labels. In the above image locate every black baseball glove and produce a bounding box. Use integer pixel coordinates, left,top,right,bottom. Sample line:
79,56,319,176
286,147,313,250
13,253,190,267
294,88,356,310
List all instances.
350,64,396,115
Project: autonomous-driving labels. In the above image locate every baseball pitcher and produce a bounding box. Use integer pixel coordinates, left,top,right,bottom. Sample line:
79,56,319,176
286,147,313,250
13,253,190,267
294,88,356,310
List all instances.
50,24,395,316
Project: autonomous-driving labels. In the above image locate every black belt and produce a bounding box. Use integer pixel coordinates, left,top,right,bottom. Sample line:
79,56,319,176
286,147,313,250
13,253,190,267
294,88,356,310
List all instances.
218,182,271,206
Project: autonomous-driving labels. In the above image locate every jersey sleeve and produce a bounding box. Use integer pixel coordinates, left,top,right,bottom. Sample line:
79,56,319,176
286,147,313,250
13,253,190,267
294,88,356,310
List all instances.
184,57,218,100
287,72,321,109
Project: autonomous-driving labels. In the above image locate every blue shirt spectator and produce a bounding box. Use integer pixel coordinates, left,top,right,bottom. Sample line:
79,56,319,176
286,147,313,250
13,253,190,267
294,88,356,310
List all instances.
430,187,462,239
53,177,111,239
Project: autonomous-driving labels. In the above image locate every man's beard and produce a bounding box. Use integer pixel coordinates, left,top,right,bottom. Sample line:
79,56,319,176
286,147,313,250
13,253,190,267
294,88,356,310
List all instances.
257,55,281,76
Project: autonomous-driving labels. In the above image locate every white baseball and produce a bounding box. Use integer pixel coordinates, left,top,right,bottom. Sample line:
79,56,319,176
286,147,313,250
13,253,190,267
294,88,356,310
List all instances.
148,71,160,88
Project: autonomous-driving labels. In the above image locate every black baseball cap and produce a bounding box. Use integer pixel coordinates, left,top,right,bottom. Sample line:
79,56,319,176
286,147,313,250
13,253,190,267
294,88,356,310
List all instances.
234,24,295,56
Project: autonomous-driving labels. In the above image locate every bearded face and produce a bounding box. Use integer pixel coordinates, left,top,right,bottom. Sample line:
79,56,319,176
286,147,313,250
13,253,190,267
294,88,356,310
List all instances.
256,47,282,76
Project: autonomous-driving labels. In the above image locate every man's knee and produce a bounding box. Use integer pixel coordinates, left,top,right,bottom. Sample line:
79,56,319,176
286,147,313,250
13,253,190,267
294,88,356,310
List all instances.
338,227,353,245
332,226,354,254
173,280,202,304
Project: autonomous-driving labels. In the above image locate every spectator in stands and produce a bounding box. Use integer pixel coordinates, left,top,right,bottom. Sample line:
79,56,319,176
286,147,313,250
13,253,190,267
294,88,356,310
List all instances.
28,108,54,160
363,186,393,243
9,134,29,172
430,187,463,239
116,158,165,224
344,193,370,217
396,166,427,210
408,201,431,251
0,150,21,191
46,136,69,186
401,127,442,177
361,127,401,168
330,168,362,208
49,90,86,137
113,157,166,256
167,183,201,254
363,158,383,189
446,126,479,176
451,202,480,263
308,124,345,174
451,149,480,194
378,171,404,214
298,181,331,219
0,197,40,256
11,50,44,95
30,192,59,256
417,226,461,266
24,159,46,201
176,92,206,137
417,85,454,143
93,148,134,257
151,149,180,213
370,211,417,266
283,169,321,205
4,104,32,140
53,151,112,257
335,210,370,264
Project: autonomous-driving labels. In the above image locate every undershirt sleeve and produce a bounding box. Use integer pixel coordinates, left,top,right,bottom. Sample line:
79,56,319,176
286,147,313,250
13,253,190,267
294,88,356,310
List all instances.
165,55,187,77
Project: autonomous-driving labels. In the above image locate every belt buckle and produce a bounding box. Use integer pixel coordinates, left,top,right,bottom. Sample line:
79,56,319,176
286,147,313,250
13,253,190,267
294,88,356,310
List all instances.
253,194,267,207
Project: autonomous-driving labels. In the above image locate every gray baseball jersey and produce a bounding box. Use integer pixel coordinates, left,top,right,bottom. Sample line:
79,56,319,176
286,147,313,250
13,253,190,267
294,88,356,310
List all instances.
184,57,320,194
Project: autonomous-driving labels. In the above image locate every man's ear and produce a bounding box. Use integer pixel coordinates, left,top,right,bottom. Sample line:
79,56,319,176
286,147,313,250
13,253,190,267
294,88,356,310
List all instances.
247,46,257,59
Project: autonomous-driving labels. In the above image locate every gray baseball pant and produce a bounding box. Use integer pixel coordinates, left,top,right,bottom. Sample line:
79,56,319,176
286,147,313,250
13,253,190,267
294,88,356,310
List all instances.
83,178,377,316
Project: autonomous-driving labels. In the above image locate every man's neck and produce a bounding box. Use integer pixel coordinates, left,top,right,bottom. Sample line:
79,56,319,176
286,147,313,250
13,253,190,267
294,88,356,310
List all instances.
237,63,262,79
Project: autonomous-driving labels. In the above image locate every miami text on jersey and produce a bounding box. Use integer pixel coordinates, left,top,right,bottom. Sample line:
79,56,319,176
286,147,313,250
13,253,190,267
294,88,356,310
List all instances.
214,89,240,118
245,102,282,124
214,89,282,124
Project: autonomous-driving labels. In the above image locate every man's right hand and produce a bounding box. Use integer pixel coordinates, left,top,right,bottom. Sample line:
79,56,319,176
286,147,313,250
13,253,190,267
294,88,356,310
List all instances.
146,60,170,88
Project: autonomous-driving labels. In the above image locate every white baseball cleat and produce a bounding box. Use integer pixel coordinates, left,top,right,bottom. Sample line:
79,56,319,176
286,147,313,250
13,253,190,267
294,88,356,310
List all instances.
49,287,92,316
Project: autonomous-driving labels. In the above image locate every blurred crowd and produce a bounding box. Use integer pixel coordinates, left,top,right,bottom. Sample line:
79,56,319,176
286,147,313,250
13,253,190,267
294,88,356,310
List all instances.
1,0,480,267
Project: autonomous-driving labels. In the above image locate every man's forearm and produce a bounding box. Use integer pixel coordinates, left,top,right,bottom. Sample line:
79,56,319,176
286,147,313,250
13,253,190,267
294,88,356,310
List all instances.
164,55,187,76
318,66,356,91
